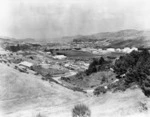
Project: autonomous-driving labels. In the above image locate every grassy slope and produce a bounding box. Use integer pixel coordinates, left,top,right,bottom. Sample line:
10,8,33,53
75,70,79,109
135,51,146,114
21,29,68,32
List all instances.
0,63,84,113
4,88,150,117
71,30,150,48
1,64,150,117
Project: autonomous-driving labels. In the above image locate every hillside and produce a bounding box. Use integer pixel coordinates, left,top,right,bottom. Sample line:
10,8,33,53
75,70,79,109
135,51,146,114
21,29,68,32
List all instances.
72,29,150,48
1,60,150,117
0,29,150,47
39,29,150,48
0,63,85,115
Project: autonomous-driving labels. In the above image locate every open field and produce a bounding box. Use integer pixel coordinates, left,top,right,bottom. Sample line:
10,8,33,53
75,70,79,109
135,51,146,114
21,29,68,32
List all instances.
54,50,100,58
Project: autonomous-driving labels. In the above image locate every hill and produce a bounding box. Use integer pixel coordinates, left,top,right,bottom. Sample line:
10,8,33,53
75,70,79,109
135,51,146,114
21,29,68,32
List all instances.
71,29,150,48
0,29,150,48
1,60,150,117
0,63,84,114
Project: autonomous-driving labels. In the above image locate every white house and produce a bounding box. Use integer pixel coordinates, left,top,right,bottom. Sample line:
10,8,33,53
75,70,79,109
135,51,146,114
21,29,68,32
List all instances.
116,48,122,52
106,48,115,52
122,47,138,53
122,47,132,53
131,47,138,51
53,55,66,59
19,61,33,68
86,89,94,94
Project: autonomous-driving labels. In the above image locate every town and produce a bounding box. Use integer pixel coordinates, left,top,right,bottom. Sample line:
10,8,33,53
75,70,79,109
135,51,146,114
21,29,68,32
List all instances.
0,39,140,94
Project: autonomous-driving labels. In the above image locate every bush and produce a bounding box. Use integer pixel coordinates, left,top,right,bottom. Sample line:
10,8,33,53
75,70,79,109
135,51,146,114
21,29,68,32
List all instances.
137,101,148,112
35,113,46,117
141,77,150,97
72,104,91,117
94,86,107,95
72,87,84,92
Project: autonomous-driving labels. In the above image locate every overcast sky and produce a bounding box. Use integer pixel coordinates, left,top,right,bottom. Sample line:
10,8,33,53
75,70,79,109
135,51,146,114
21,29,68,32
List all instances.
1,0,150,39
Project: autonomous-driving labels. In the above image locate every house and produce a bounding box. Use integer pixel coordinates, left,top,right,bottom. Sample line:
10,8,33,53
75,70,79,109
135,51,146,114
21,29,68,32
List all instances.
116,48,122,52
53,55,66,59
106,48,115,52
86,89,94,94
122,47,133,53
19,61,33,69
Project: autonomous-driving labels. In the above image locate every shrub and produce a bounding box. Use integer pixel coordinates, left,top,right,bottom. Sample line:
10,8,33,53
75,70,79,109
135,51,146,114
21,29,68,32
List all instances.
141,77,150,97
72,87,84,92
35,113,46,117
93,86,107,95
137,101,148,112
72,104,91,117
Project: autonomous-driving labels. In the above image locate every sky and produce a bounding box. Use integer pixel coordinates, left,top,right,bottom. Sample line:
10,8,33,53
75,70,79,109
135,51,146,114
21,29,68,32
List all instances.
1,0,150,40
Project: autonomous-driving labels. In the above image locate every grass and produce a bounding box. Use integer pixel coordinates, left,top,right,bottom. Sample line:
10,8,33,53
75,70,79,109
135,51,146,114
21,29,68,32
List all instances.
61,71,116,89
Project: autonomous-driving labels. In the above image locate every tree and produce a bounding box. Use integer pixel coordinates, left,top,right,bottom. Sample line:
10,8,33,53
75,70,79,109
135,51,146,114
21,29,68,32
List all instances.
141,76,150,97
113,49,150,97
86,57,109,75
93,86,107,95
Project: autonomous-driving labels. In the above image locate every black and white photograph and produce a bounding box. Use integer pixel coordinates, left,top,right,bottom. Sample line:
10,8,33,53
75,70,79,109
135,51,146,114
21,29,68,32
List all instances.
1,0,150,117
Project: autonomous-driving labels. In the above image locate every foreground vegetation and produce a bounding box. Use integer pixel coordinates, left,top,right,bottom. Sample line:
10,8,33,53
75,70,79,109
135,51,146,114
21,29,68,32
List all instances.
113,49,150,97
72,104,91,117
85,49,150,97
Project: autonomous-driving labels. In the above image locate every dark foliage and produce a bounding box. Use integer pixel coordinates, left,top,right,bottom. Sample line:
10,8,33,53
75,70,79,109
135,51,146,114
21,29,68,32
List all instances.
72,87,84,92
5,43,41,52
86,57,111,75
94,86,107,95
5,44,30,52
113,49,150,97
73,38,98,43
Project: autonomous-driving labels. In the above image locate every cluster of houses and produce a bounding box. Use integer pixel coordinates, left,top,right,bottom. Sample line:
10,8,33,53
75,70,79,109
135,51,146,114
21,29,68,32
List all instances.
0,48,90,83
1,42,142,95
81,47,138,54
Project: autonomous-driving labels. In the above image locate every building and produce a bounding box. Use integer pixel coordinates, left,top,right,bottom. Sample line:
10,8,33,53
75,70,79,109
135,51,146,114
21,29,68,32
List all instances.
106,48,115,52
86,89,94,94
19,61,33,69
53,55,66,59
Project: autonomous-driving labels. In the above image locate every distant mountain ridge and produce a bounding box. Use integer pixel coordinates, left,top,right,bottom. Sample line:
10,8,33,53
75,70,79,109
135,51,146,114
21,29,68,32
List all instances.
1,29,150,47
70,29,150,48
